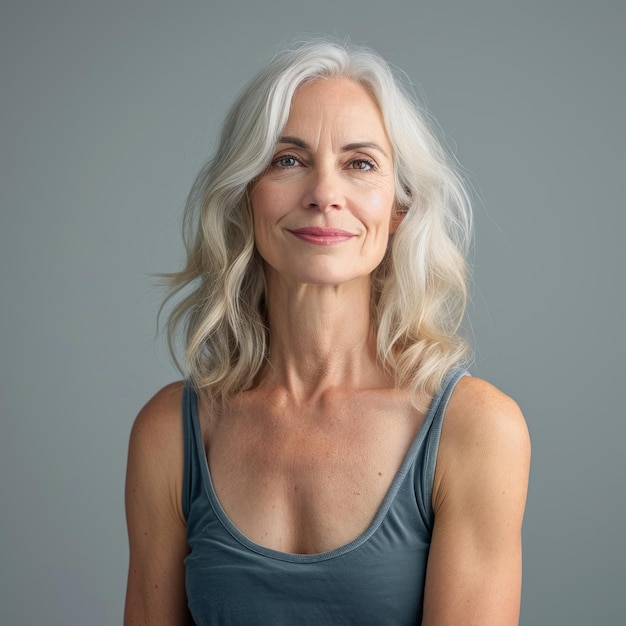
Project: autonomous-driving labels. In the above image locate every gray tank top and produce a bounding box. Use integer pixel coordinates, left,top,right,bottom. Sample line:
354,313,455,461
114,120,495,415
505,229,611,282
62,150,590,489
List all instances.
182,367,468,625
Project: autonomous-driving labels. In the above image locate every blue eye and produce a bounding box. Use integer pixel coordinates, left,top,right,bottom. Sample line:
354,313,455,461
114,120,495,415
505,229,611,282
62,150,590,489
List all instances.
274,155,299,168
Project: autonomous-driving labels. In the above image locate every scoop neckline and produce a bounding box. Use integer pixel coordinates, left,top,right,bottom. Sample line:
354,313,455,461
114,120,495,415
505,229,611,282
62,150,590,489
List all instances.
187,368,465,563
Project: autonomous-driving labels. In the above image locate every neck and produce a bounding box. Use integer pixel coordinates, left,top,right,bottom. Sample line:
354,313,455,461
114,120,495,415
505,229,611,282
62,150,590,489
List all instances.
259,272,386,401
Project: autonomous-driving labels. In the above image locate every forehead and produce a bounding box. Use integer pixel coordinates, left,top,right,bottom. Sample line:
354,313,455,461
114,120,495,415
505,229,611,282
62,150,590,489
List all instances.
284,77,389,142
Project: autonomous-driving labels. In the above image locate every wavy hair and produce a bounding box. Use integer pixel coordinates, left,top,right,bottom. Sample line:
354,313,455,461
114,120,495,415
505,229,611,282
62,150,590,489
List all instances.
163,39,472,408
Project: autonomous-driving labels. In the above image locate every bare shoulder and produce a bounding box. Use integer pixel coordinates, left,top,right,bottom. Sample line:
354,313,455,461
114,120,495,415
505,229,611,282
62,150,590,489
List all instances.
130,381,186,452
434,375,531,512
124,381,191,624
444,375,529,454
424,375,531,622
126,381,187,522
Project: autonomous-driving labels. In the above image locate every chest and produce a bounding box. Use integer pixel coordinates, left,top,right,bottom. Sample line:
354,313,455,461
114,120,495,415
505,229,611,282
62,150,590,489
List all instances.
202,392,422,554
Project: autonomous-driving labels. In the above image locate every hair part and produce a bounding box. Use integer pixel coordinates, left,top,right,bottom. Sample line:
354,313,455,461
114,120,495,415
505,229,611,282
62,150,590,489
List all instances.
162,38,473,410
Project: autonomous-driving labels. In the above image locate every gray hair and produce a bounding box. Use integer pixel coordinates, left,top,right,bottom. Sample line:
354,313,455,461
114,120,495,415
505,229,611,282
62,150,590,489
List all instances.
163,39,472,407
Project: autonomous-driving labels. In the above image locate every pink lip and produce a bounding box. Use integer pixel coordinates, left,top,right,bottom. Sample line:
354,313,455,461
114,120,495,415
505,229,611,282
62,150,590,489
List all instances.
287,227,355,245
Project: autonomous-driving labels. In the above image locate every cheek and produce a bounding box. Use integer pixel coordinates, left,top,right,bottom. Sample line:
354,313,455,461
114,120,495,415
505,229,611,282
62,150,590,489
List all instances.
250,183,270,219
250,191,277,242
369,193,382,210
251,181,292,221
364,190,395,226
250,187,282,263
361,191,383,218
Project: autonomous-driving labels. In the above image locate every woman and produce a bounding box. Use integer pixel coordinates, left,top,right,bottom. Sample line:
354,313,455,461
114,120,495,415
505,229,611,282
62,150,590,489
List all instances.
124,40,530,625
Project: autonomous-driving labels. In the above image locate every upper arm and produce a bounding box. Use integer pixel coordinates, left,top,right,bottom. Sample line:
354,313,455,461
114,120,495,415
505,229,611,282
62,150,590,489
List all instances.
124,382,193,626
422,377,531,626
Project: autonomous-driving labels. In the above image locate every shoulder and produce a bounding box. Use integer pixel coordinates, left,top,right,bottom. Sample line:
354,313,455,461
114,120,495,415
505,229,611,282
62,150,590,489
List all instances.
124,381,192,624
434,375,531,511
135,380,186,424
423,376,530,623
130,381,186,448
127,381,187,520
444,374,529,452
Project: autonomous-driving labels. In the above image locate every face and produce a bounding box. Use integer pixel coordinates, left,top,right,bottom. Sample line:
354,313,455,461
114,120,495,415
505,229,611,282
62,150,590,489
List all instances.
249,77,397,289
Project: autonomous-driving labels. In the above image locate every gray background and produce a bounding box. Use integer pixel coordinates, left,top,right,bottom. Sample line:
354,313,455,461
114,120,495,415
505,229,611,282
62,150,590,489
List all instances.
1,0,624,624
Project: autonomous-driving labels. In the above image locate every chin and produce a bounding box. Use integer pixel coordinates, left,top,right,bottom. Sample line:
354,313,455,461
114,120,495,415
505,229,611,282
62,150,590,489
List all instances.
263,254,384,289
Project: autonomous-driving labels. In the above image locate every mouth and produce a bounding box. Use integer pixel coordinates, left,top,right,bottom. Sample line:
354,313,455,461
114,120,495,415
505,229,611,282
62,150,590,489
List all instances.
287,227,356,245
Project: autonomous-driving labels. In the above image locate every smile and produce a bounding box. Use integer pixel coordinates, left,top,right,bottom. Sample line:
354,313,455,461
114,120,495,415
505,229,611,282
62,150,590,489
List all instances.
287,227,356,245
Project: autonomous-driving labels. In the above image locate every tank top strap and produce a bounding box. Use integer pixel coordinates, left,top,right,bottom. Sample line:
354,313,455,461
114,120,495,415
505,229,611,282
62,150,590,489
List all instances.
413,367,469,531
182,369,469,525
182,381,201,521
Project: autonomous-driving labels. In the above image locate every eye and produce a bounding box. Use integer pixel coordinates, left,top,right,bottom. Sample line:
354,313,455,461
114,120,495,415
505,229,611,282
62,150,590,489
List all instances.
349,158,376,171
272,154,300,168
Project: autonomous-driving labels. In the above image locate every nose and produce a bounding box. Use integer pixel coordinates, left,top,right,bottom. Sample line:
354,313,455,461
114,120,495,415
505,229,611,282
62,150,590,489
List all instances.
301,167,346,213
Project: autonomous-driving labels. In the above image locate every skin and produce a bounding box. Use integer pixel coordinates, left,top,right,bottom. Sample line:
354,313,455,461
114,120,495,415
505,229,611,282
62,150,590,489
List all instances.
251,77,397,291
124,77,530,625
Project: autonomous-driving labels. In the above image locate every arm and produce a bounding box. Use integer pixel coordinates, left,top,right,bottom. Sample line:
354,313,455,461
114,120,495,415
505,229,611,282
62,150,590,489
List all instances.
124,382,193,626
422,377,531,625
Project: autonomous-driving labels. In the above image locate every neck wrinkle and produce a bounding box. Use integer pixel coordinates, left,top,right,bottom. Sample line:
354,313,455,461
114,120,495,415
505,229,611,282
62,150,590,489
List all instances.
260,276,385,402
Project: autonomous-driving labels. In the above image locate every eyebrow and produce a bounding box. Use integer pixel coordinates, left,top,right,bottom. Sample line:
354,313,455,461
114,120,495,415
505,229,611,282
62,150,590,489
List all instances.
277,136,389,158
278,136,310,149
